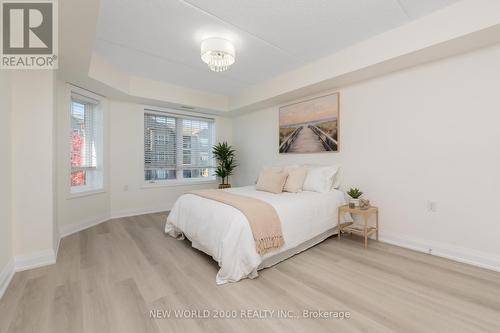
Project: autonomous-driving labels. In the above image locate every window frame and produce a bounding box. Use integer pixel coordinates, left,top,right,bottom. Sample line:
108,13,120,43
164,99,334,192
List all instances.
143,109,217,187
68,89,105,198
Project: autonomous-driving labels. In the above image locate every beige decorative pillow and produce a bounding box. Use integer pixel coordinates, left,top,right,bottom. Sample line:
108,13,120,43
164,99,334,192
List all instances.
255,166,284,184
256,171,288,194
283,166,308,193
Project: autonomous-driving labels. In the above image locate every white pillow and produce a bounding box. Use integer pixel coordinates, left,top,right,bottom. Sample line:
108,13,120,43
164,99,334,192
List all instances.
331,167,341,189
256,171,288,194
303,165,339,193
283,165,308,193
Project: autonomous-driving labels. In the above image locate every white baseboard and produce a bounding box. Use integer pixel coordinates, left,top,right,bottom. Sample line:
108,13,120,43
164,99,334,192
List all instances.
2,206,170,291
18,211,499,281
58,206,171,239
59,213,110,238
54,231,61,260
57,210,500,274
12,231,62,275
109,206,171,219
0,258,15,299
380,232,500,273
14,248,57,272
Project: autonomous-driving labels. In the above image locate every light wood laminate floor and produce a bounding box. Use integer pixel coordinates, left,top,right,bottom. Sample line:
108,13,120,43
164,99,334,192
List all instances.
1,213,500,333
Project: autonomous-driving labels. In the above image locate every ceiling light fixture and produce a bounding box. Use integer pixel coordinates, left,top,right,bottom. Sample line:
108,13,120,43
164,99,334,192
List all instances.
200,38,235,72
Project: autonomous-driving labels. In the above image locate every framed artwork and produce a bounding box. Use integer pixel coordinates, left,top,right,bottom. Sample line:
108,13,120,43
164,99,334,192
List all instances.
279,92,339,154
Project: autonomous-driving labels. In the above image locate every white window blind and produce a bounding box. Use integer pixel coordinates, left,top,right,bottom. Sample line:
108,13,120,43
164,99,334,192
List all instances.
70,95,103,193
144,112,215,182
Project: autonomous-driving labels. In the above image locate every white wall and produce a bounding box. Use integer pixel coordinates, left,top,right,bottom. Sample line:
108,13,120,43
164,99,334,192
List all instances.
232,44,500,271
109,101,233,216
0,71,13,284
11,71,57,265
55,97,233,235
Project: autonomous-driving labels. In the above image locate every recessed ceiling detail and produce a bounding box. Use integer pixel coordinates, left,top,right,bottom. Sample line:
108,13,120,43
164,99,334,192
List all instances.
94,0,460,96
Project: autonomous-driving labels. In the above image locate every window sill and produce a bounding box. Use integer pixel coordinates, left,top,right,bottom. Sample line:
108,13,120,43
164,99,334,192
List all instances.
67,189,106,199
141,179,218,189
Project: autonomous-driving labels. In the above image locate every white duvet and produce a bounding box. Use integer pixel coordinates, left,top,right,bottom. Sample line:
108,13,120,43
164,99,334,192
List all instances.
165,185,348,284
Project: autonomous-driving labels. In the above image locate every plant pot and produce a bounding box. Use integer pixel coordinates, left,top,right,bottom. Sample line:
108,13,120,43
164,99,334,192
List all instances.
218,184,231,189
349,198,360,207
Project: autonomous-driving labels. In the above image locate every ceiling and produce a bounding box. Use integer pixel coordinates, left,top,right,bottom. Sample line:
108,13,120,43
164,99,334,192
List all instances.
94,0,459,96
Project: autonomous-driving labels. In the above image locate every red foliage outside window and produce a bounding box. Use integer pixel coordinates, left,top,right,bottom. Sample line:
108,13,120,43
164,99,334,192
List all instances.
70,130,85,186
71,171,86,186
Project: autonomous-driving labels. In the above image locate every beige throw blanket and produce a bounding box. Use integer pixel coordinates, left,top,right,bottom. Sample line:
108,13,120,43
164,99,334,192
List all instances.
188,189,285,255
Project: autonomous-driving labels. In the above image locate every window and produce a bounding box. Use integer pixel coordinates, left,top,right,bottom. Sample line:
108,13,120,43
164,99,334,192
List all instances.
70,94,103,194
144,111,215,183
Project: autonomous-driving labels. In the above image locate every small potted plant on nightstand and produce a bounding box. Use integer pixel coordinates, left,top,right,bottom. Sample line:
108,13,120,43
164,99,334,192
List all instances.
212,141,238,189
347,187,363,207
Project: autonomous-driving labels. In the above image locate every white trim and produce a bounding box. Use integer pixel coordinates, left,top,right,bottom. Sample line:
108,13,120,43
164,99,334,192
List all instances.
144,107,215,122
9,212,500,283
69,85,105,103
71,92,100,105
142,179,217,189
53,231,61,261
14,249,57,272
110,206,172,219
59,213,110,238
142,104,218,119
67,189,106,199
380,232,500,273
0,258,15,300
67,84,107,198
58,206,173,239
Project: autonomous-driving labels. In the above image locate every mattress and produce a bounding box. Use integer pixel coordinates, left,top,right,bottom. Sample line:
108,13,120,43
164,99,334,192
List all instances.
165,185,349,284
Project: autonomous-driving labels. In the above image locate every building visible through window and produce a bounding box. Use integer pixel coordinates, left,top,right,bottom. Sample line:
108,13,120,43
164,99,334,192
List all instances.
144,112,215,183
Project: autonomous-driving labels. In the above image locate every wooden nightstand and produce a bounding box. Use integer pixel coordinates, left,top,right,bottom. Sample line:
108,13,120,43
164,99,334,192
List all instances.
338,205,379,248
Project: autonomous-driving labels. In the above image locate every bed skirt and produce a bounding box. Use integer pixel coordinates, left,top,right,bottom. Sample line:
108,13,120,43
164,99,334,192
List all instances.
258,226,338,270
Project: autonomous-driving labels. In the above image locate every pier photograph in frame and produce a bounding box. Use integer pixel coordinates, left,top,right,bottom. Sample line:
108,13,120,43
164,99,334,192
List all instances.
279,93,339,153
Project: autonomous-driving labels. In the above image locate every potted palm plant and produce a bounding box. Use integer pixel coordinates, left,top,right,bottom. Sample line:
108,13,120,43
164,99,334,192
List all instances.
347,187,363,207
212,142,238,189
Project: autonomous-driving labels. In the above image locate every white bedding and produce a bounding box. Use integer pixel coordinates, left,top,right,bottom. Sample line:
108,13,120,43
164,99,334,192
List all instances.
165,185,348,284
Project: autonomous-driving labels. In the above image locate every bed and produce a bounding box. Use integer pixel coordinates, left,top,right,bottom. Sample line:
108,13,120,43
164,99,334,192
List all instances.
165,184,349,284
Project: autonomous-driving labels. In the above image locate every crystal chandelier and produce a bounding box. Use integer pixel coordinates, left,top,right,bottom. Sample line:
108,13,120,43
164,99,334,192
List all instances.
200,38,235,72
